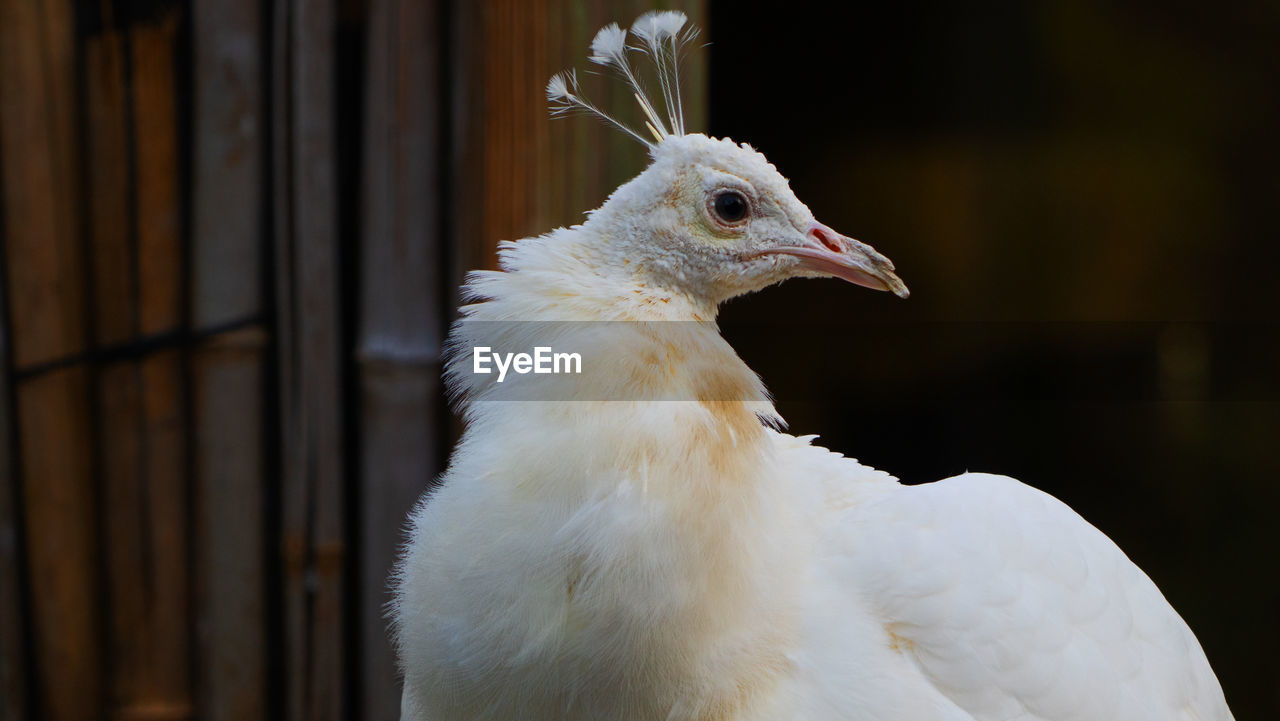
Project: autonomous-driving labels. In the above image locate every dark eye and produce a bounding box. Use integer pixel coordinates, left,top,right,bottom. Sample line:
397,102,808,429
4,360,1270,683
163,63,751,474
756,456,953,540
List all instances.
711,191,749,224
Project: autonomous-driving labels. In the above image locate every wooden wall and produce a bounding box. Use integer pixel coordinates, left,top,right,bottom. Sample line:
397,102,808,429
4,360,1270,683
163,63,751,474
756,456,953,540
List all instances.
0,1,706,720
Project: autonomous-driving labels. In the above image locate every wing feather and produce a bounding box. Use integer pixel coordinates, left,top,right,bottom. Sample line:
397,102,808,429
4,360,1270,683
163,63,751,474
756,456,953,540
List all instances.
822,470,1232,721
771,435,1231,720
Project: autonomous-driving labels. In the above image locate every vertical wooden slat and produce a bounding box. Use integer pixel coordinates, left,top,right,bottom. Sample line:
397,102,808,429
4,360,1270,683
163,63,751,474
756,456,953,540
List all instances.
448,0,481,293
270,2,298,713
133,13,183,337
83,18,150,720
86,7,192,720
0,232,27,721
190,2,266,720
0,2,84,369
12,370,99,721
99,355,145,713
277,1,346,720
0,2,103,720
85,26,134,347
130,13,192,718
135,348,189,718
450,0,552,287
358,0,441,717
189,329,266,721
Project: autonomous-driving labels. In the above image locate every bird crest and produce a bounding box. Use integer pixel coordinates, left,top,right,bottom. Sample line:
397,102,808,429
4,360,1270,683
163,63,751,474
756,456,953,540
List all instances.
546,10,700,148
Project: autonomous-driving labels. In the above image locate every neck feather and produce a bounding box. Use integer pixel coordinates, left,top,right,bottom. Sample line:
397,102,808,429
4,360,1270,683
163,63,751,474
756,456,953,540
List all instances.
449,226,781,427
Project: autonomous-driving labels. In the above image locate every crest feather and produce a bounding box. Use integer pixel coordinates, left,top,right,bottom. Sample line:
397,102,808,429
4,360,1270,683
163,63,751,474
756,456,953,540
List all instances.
588,23,629,66
629,10,688,46
630,10,697,135
588,22,668,140
546,69,652,146
547,12,702,145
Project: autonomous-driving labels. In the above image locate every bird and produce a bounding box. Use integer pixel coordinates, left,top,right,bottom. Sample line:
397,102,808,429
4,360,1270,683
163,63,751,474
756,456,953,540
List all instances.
392,11,1233,721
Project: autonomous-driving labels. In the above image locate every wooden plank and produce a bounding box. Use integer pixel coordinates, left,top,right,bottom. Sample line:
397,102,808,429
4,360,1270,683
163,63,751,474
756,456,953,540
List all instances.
82,23,156,720
0,220,28,721
87,9,192,720
85,26,135,346
84,28,140,713
0,1,85,368
276,1,346,719
12,369,100,721
447,0,482,296
357,0,442,717
132,13,183,336
192,0,262,327
190,1,266,720
99,359,146,714
129,12,192,717
190,330,267,721
0,2,103,721
269,4,300,715
135,349,191,721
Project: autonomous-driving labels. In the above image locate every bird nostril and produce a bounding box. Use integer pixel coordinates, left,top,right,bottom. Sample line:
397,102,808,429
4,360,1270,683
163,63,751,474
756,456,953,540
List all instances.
811,227,843,253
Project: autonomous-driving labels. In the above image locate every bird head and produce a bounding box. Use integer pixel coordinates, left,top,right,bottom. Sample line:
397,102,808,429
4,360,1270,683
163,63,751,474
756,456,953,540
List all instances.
548,12,907,310
587,133,908,306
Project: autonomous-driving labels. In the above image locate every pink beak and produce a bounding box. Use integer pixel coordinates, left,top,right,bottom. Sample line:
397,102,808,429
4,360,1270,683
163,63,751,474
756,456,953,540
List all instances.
756,222,909,298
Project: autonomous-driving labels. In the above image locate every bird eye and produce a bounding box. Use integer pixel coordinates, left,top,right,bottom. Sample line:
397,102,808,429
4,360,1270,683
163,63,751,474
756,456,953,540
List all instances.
711,191,749,224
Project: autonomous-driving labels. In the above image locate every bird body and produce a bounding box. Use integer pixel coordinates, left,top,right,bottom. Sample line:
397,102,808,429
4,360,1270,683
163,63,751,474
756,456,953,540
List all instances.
393,12,1232,721
395,265,1231,721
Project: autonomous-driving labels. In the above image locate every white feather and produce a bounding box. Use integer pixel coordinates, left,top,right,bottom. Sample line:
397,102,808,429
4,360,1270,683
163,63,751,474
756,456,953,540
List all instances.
548,12,702,145
629,10,687,48
587,22,669,139
587,22,629,67
545,69,652,147
630,10,694,134
544,71,572,104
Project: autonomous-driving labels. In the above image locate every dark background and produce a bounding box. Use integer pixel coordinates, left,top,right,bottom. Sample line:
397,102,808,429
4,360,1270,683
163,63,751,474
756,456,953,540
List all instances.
713,1,1279,716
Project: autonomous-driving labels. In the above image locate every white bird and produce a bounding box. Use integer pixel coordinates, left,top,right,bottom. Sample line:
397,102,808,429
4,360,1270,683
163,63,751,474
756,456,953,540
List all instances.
393,11,1233,721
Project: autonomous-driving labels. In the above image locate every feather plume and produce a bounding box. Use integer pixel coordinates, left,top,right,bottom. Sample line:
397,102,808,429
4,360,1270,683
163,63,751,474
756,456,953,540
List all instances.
546,69,654,146
588,22,629,66
588,23,669,139
545,72,572,103
629,10,697,135
547,12,701,145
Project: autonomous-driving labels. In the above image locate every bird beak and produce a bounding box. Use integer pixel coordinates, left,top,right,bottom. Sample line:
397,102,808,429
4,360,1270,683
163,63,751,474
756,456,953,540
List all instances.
756,222,910,299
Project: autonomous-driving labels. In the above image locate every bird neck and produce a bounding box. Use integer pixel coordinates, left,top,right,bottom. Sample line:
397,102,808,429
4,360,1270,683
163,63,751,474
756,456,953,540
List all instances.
476,225,723,321
450,232,780,425
449,224,787,492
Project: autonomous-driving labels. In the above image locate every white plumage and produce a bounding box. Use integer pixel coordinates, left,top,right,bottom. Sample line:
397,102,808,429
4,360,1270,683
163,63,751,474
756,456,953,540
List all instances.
394,12,1232,721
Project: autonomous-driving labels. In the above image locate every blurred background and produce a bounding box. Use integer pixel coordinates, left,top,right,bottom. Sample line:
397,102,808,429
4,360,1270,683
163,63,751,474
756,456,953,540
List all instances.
0,1,1275,720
